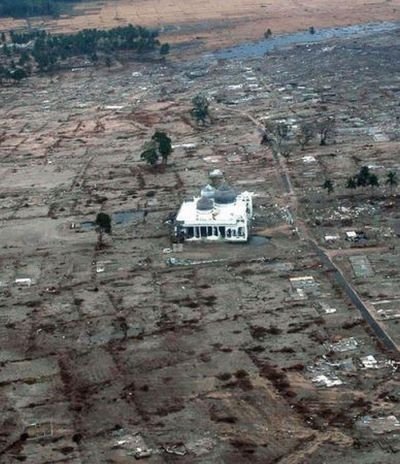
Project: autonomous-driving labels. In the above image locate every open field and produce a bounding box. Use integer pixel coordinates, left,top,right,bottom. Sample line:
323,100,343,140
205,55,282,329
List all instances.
1,0,400,50
1,24,400,462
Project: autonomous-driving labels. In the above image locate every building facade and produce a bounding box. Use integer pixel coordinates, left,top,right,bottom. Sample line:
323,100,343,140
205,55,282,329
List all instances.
175,184,253,242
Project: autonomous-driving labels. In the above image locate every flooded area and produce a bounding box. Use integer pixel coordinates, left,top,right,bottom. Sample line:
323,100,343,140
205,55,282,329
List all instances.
79,210,144,231
248,235,270,246
112,209,144,225
213,21,400,60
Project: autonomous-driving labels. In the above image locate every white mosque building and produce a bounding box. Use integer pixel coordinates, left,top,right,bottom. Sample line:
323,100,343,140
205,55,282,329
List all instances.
174,184,253,242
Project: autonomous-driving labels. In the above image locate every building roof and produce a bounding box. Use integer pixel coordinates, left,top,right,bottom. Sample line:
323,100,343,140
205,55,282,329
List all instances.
176,192,252,226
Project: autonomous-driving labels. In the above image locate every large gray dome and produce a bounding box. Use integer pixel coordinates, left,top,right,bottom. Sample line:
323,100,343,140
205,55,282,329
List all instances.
196,196,214,211
214,184,236,204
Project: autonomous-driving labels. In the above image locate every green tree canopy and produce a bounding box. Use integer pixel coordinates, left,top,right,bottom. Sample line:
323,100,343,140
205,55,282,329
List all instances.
368,173,379,189
140,140,159,166
346,176,357,190
191,94,209,125
9,67,27,81
160,43,170,56
95,212,112,234
0,23,165,83
356,166,371,187
152,130,172,164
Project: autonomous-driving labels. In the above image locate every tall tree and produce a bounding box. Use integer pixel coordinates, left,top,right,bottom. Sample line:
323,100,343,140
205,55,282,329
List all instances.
296,122,315,149
191,94,209,125
368,173,379,190
140,140,159,166
95,212,112,248
346,176,357,191
386,170,398,194
2,43,10,57
317,117,335,145
356,165,371,187
262,121,290,156
152,130,172,164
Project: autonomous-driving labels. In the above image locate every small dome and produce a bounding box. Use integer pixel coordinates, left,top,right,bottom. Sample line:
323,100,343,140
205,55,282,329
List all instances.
201,184,215,198
209,169,224,178
214,183,236,204
196,196,214,211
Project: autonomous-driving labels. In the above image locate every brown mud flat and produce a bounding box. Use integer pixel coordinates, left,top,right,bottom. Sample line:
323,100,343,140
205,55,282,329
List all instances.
0,0,400,52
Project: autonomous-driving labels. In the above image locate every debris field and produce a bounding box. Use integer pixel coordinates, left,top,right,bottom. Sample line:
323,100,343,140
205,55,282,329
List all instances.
0,26,400,463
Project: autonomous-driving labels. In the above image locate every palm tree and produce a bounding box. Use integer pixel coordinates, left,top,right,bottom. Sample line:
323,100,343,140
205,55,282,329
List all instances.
322,179,334,195
368,173,379,190
346,176,357,190
386,171,398,194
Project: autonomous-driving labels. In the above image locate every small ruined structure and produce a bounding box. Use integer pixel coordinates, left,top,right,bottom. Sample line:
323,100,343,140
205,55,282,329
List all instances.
175,183,253,242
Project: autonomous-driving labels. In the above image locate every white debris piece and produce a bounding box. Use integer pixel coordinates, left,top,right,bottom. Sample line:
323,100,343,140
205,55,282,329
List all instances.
15,278,32,287
312,374,343,387
185,437,217,456
172,143,197,149
209,168,224,178
134,447,153,458
296,288,306,299
290,276,316,289
330,337,359,352
360,355,379,369
358,415,400,434
320,302,336,314
377,308,400,320
324,308,337,314
96,264,105,273
325,235,339,242
346,231,357,239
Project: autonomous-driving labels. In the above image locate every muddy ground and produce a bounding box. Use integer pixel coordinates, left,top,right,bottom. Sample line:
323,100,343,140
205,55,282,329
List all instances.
0,24,400,464
1,0,400,52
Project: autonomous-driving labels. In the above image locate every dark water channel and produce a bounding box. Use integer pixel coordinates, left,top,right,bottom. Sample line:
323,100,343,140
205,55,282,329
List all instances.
248,235,270,246
212,21,399,60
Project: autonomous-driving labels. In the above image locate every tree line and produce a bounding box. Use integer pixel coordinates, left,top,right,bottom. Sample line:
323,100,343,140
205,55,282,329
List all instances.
322,166,398,195
0,24,169,82
0,0,82,19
